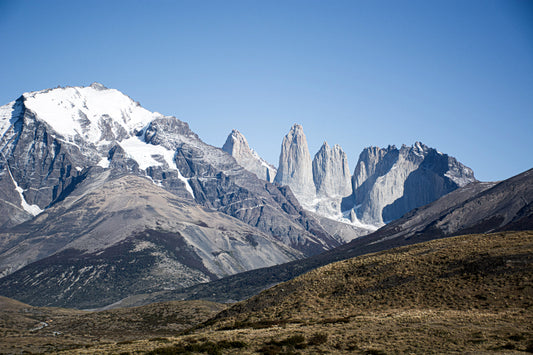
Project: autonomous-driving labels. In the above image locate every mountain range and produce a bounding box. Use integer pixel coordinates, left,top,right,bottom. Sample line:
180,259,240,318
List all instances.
0,83,528,310
0,84,358,307
224,123,476,227
0,84,348,256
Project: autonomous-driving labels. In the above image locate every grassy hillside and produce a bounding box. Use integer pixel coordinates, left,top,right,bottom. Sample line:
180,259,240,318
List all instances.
217,230,533,321
3,231,532,354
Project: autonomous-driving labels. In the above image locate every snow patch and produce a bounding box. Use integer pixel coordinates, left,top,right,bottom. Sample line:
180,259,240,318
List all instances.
97,157,110,168
177,169,195,199
445,169,474,187
0,152,43,216
132,241,156,252
120,136,175,170
251,148,276,170
13,184,43,216
119,136,195,198
7,166,44,216
0,100,23,143
299,195,378,231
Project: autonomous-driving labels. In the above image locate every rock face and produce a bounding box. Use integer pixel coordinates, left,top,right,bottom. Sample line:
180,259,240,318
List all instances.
222,129,276,182
349,142,476,225
274,124,316,200
269,128,476,228
309,142,354,220
273,125,361,226
312,142,352,197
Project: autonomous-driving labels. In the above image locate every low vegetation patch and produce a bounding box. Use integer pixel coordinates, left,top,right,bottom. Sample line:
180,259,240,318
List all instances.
146,339,247,355
218,318,292,330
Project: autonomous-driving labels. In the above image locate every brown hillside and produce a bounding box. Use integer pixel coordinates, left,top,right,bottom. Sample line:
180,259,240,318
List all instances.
217,231,533,322
4,231,532,354
189,231,532,354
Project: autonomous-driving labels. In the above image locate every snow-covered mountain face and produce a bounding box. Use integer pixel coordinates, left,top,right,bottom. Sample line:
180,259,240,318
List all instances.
222,129,276,182
0,84,194,228
23,83,155,148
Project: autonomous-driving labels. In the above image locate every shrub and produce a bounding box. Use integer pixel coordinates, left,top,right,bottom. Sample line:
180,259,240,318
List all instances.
145,344,187,355
365,349,387,355
216,340,247,349
149,337,171,342
308,332,328,346
146,339,247,355
525,341,533,353
259,334,307,353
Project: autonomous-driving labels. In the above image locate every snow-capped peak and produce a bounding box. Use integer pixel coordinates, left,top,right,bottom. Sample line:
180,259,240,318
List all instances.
22,84,162,145
1,84,197,201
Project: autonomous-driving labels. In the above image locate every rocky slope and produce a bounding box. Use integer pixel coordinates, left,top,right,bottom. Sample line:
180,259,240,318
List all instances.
0,173,304,308
222,129,276,182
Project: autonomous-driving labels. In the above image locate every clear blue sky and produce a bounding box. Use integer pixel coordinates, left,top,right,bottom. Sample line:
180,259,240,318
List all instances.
0,0,531,181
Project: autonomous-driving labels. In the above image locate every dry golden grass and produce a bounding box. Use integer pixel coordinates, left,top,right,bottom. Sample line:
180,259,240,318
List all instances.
216,230,532,324
51,308,532,354
2,231,532,354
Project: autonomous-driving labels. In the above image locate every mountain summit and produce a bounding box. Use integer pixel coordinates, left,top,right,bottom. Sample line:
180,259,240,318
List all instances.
222,129,276,182
312,142,352,198
274,124,316,199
